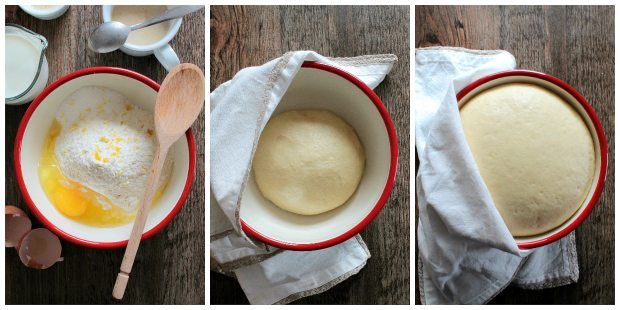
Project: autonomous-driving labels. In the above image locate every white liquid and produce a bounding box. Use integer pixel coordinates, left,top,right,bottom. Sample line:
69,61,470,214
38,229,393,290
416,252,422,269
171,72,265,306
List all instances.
112,6,171,46
32,5,59,10
6,34,41,98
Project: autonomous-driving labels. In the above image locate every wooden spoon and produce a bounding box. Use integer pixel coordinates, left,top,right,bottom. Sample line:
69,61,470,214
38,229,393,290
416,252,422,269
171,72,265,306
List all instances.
112,63,205,300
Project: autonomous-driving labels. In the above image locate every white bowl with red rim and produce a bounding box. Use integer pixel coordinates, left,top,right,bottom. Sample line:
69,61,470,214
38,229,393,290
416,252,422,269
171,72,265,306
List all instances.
457,70,608,249
239,61,399,250
14,67,196,249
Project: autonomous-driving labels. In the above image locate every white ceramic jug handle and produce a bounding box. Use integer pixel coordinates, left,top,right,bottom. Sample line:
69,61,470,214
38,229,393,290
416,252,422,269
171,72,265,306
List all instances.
154,44,180,71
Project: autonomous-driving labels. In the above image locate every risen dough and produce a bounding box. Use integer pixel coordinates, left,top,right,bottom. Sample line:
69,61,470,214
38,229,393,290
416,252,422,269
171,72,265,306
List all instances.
460,83,595,236
252,110,365,215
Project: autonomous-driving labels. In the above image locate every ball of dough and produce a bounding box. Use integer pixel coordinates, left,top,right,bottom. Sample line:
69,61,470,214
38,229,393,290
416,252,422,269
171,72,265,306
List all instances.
252,110,365,215
460,83,595,236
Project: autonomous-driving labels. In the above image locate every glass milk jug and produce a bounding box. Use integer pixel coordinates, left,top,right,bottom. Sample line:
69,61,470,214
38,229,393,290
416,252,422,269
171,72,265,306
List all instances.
5,24,49,105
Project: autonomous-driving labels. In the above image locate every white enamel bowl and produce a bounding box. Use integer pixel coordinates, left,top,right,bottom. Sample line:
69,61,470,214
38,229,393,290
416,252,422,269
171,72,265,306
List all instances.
14,67,196,248
457,70,608,249
239,62,399,251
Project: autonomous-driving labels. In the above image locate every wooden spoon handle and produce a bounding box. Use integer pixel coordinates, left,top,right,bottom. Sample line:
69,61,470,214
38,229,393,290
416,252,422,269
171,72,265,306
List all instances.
112,144,169,300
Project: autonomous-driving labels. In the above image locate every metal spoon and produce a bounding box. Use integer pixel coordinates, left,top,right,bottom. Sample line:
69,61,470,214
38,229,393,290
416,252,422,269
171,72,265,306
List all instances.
88,5,203,53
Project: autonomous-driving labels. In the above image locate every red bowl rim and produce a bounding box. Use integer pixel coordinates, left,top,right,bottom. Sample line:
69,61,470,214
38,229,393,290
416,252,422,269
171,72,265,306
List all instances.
456,69,608,249
13,66,197,249
240,61,399,251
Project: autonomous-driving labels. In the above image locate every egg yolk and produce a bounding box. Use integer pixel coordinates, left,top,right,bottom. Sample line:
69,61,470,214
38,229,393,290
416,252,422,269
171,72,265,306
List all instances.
38,121,165,227
51,185,87,217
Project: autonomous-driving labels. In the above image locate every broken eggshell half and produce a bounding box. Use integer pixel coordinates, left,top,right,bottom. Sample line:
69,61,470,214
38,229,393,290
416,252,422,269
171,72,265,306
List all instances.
6,205,32,248
18,228,62,269
6,205,62,269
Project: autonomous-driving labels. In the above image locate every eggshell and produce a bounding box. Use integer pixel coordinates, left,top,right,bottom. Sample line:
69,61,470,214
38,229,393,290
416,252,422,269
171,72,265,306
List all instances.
18,228,62,269
6,205,32,248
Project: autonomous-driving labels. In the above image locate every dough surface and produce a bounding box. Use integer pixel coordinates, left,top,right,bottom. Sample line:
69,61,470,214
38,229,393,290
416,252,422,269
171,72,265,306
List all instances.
252,110,365,215
460,83,595,236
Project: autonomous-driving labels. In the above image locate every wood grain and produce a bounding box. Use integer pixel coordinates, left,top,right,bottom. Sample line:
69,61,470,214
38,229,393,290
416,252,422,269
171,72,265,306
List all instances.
415,5,614,305
210,5,410,305
5,5,205,305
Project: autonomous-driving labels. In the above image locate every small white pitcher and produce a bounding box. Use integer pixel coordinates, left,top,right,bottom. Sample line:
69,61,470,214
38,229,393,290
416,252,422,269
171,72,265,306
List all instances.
102,5,182,71
5,24,49,105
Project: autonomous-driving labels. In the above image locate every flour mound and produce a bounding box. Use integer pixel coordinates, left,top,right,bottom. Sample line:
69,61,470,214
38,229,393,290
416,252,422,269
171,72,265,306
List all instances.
54,86,173,212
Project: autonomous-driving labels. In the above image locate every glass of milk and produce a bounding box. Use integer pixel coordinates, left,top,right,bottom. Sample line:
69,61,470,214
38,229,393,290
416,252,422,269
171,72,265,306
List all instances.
19,5,70,20
5,24,49,105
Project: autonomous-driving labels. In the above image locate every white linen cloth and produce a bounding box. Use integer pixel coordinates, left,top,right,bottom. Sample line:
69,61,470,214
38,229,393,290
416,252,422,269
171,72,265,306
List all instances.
211,51,397,304
415,47,579,305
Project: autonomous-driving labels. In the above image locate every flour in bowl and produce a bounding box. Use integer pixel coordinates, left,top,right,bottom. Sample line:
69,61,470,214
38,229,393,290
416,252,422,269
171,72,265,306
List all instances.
54,86,173,212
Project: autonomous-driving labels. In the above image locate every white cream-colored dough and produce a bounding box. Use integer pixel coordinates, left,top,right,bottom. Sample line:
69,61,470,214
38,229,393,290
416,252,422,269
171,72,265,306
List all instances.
252,110,365,215
460,83,595,236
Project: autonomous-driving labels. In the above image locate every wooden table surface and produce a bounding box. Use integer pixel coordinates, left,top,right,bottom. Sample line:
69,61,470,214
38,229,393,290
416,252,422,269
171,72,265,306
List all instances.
210,5,410,305
5,5,205,305
415,5,615,305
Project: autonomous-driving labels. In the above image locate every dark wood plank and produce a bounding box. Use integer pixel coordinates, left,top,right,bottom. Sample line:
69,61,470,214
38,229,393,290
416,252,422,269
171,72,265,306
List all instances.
210,5,410,305
5,5,205,305
415,5,614,305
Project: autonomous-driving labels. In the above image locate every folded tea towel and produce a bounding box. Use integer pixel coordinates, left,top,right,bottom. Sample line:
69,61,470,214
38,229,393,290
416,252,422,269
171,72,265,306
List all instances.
211,51,397,304
415,47,578,305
